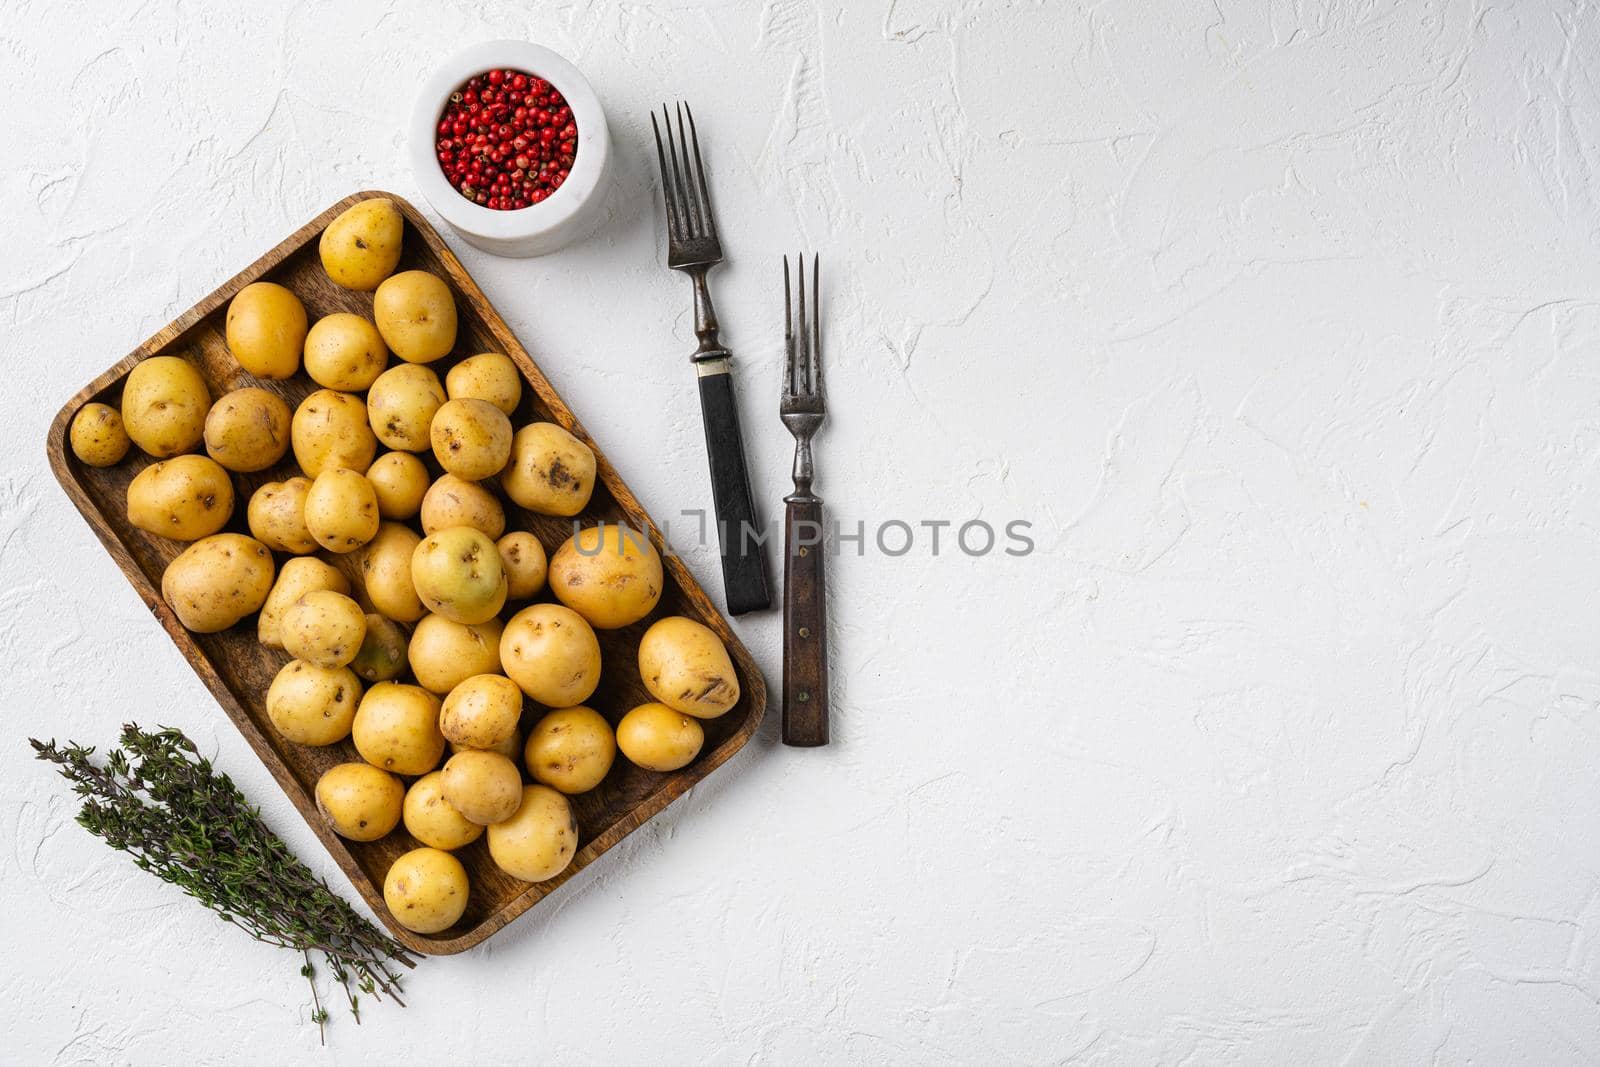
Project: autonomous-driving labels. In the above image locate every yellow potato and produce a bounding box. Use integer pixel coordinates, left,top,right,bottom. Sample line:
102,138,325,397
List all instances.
408,614,503,694
291,389,376,477
439,674,523,750
319,198,403,291
160,533,275,633
305,468,380,553
303,313,388,391
501,422,595,516
384,847,469,934
126,454,235,541
500,604,600,707
121,355,210,458
420,474,505,538
441,750,522,825
367,363,445,451
403,771,483,851
317,762,404,842
360,522,425,622
266,660,361,745
487,785,577,883
353,682,445,776
203,387,291,472
351,614,409,683
430,398,512,481
497,531,547,600
638,616,740,719
258,556,350,648
247,477,316,554
615,702,704,772
373,270,456,364
281,589,367,668
366,452,429,520
525,707,615,794
446,353,521,415
70,402,131,467
410,526,507,625
225,281,306,380
547,524,663,630
451,733,520,760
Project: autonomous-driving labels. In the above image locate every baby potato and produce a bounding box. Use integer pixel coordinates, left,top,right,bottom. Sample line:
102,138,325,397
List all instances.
303,313,389,391
439,674,523,750
126,454,235,541
351,614,409,682
291,389,377,477
411,526,507,625
452,732,521,761
616,703,705,772
384,847,468,934
403,771,483,851
367,452,429,520
441,750,523,825
420,474,505,539
526,707,615,795
500,604,601,707
367,363,446,451
161,533,275,633
282,589,367,668
121,355,210,458
501,422,595,516
266,660,362,745
203,387,291,472
373,270,456,364
70,402,131,467
353,682,445,776
319,198,403,291
317,762,404,842
638,616,740,719
258,556,350,648
247,476,316,554
548,524,663,630
497,531,547,600
446,353,521,415
305,468,380,553
430,398,512,481
226,282,307,379
487,785,577,883
360,522,425,622
409,615,503,694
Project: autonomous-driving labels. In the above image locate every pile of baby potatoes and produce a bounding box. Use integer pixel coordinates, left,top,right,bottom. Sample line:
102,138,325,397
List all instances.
68,198,743,935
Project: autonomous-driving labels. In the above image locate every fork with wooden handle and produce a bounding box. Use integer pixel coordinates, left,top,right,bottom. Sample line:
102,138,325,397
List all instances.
781,254,829,746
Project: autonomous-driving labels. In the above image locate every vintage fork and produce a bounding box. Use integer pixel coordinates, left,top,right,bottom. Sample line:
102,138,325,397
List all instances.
650,103,771,616
781,254,829,746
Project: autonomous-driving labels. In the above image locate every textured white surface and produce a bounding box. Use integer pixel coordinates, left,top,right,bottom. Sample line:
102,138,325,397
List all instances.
5,1,1600,1063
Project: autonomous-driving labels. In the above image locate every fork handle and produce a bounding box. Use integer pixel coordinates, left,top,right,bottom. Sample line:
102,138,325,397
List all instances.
696,363,772,615
782,495,829,746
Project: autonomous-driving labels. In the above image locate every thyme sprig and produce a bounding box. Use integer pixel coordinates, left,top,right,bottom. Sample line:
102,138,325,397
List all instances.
30,724,415,1041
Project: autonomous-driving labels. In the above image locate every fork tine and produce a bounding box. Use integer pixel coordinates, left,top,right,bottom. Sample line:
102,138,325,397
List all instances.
650,110,681,240
675,102,702,238
796,252,810,394
810,255,822,398
662,104,689,239
783,256,795,398
684,103,717,245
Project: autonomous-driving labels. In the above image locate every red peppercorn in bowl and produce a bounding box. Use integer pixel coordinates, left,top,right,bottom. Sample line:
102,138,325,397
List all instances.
411,42,613,257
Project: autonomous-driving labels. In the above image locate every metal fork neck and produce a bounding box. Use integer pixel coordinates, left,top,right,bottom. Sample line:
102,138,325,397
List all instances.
688,268,728,363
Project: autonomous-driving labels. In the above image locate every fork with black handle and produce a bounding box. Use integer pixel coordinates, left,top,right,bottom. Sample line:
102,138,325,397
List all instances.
781,254,829,746
650,103,771,616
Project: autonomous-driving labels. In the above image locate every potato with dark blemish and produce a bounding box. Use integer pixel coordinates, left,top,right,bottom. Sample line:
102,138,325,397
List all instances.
320,198,404,291
121,355,210,458
446,352,521,415
367,363,445,451
258,556,350,648
403,771,483,851
351,614,409,683
410,525,507,625
248,476,318,555
70,402,131,467
317,762,404,842
526,706,615,794
126,454,235,541
384,847,469,933
226,282,307,380
353,682,445,776
373,270,456,364
486,784,578,883
281,589,367,669
160,533,275,633
501,421,595,516
497,531,547,600
291,388,376,477
303,312,389,391
266,659,362,745
547,523,663,629
499,603,600,707
421,473,505,538
409,614,503,694
430,397,512,481
203,386,291,472
305,468,381,553
638,616,740,719
367,451,429,520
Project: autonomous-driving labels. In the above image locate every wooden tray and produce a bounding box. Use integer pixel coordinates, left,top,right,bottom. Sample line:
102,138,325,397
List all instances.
45,191,766,955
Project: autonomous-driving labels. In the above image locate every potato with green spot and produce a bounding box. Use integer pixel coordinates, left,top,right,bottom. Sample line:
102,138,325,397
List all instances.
410,526,506,625
351,615,409,683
